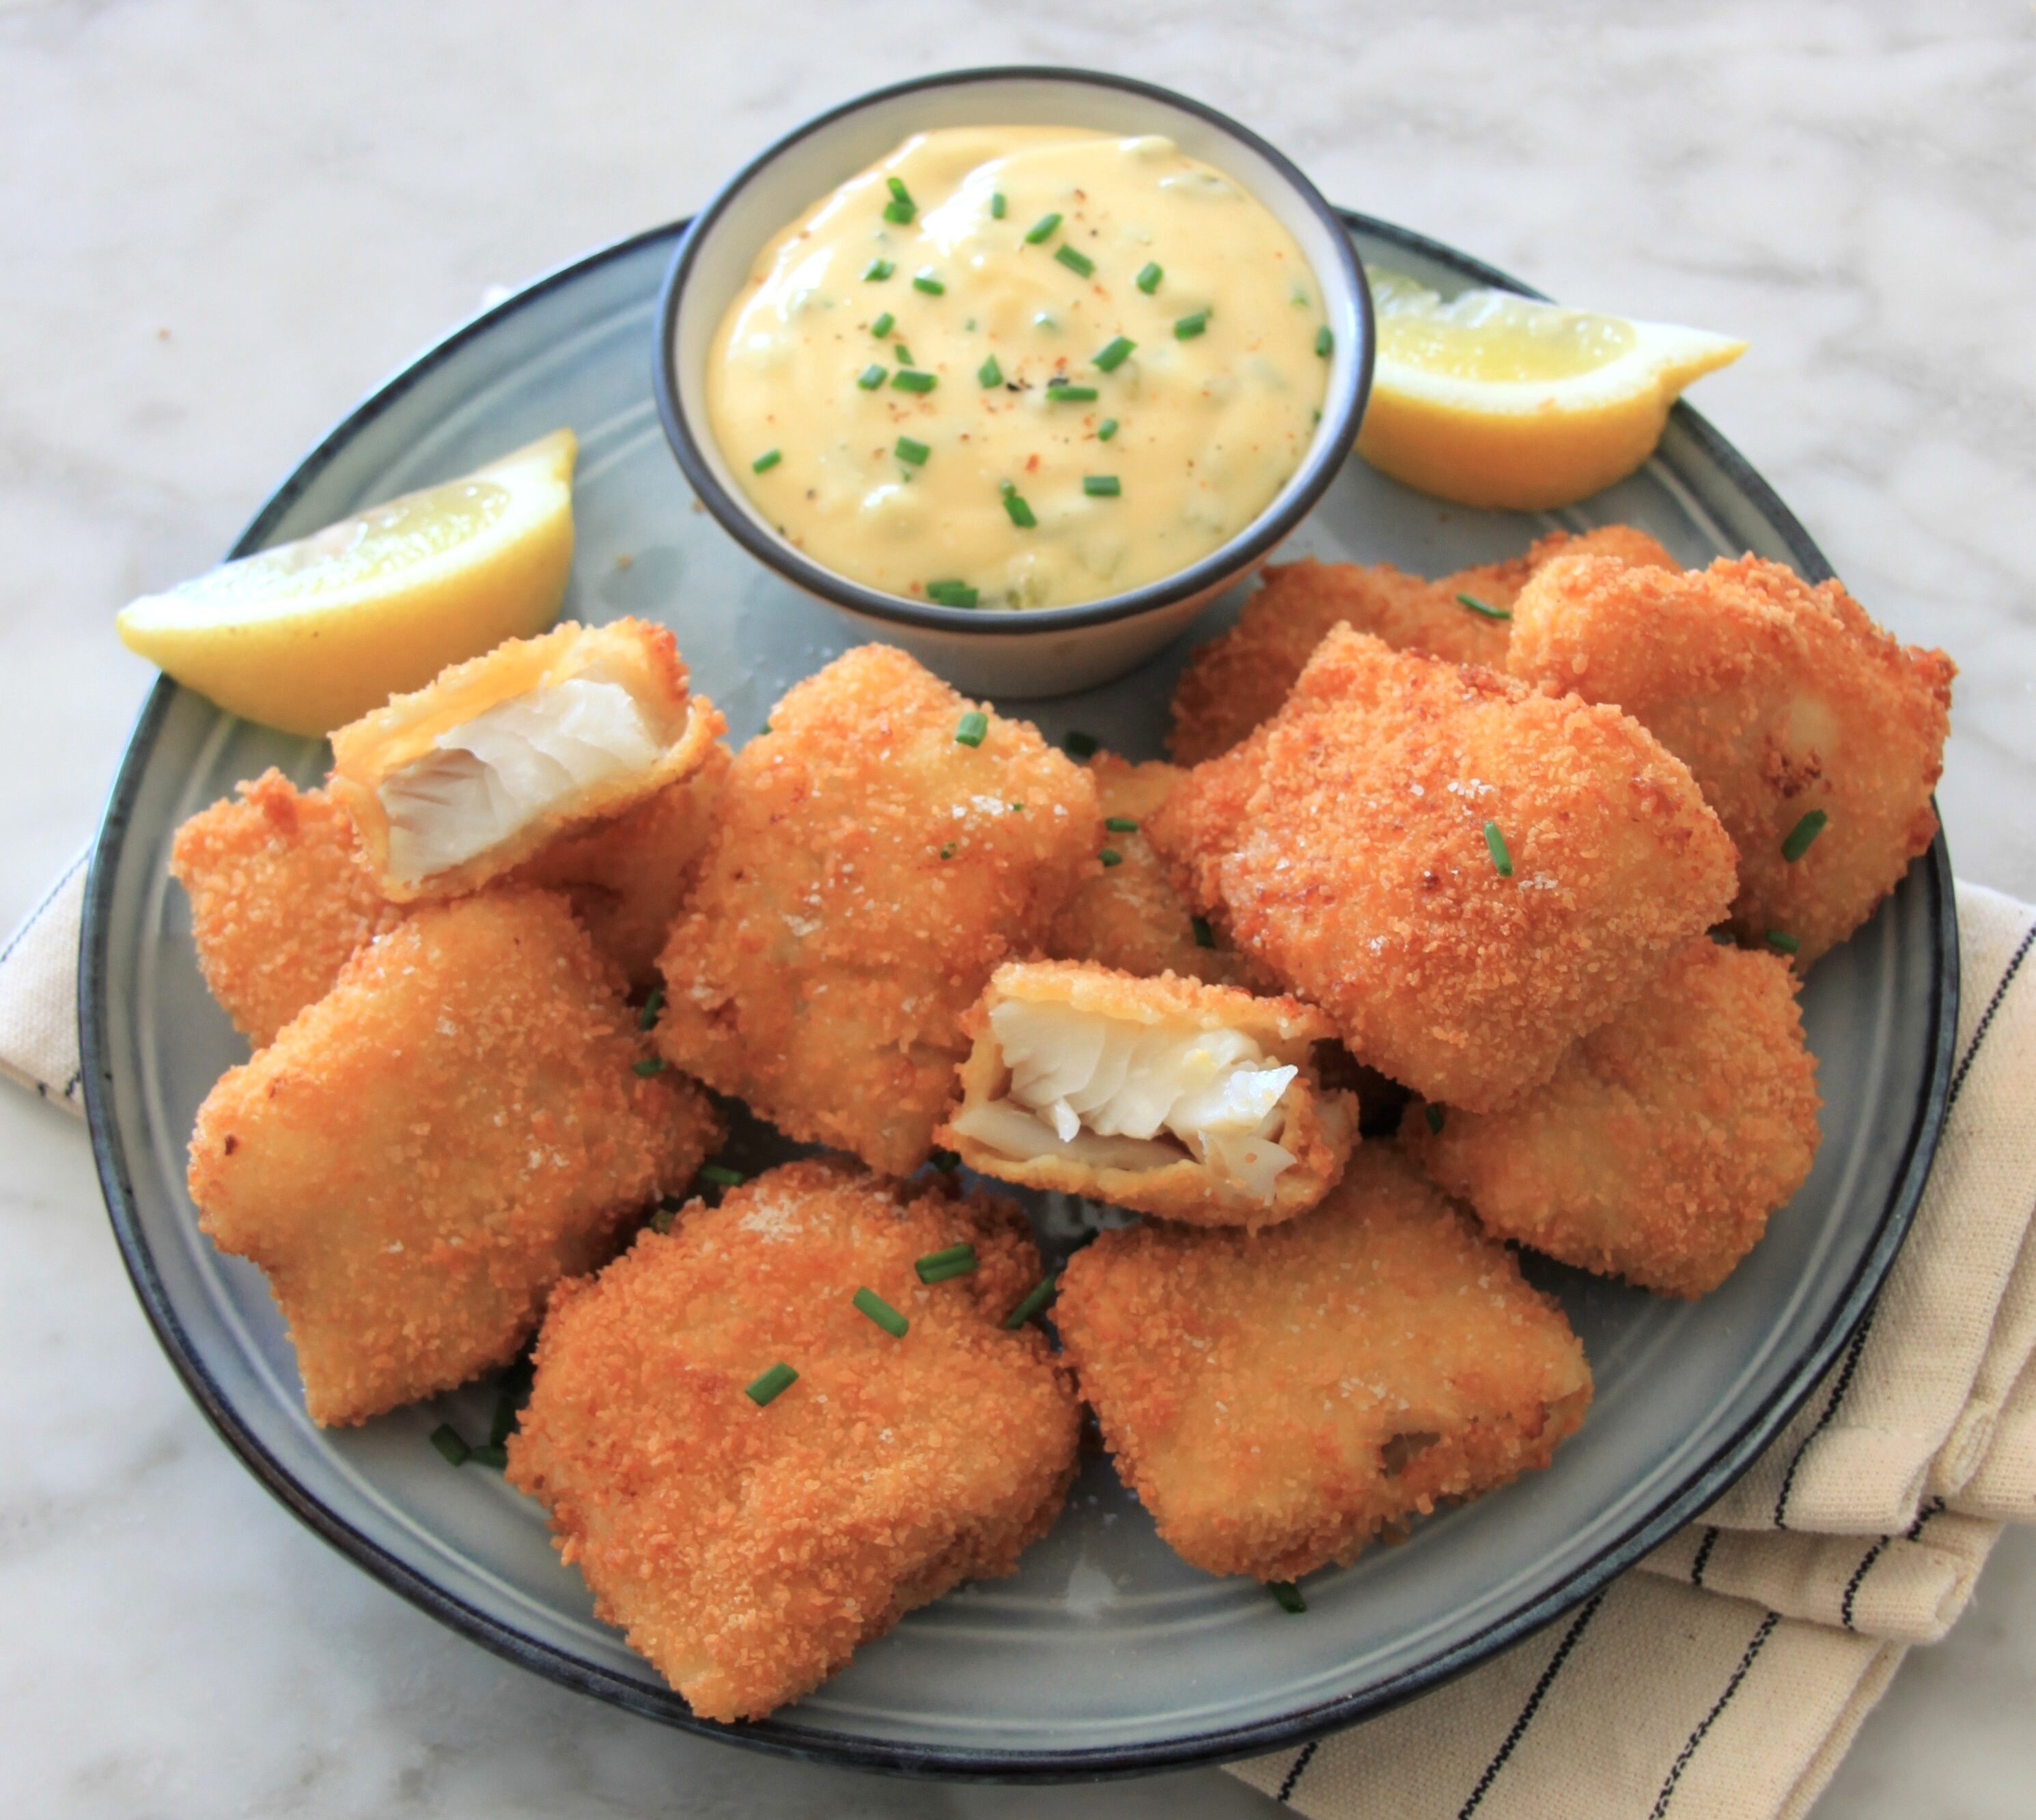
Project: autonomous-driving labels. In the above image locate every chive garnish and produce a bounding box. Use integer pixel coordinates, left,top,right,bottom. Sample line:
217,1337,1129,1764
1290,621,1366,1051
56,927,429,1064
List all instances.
990,191,1007,219
887,176,913,208
1483,821,1514,878
751,449,781,474
856,363,886,390
1083,475,1121,497
1781,810,1828,863
745,1362,798,1407
1456,592,1511,621
1048,382,1099,402
895,435,930,466
1766,929,1801,955
649,1205,676,1234
1136,261,1162,294
1191,914,1216,949
917,1243,978,1283
1003,1276,1059,1330
955,710,990,746
469,1444,508,1470
430,1424,471,1466
1065,731,1099,758
892,368,938,393
699,1163,744,1188
1098,418,1119,441
927,579,978,607
1093,335,1136,372
930,1147,961,1172
1174,309,1210,339
632,1056,666,1077
1054,244,1096,279
883,199,914,225
638,986,664,1031
939,841,957,860
1315,325,1334,358
854,1287,910,1338
1099,849,1124,868
1104,816,1139,833
863,258,895,281
894,341,914,364
871,311,895,337
912,270,945,296
1269,1581,1307,1614
978,354,1003,388
1425,1102,1445,1135
1001,484,1037,529
1024,212,1062,244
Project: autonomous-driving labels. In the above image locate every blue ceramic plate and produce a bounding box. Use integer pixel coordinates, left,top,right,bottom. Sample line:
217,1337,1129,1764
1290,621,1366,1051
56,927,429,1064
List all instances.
81,214,1957,1780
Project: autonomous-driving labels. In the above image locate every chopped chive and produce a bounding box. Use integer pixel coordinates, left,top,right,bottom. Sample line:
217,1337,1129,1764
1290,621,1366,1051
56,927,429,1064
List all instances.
856,363,886,390
978,354,1003,388
990,191,1007,219
1315,325,1334,358
1098,418,1119,441
930,1147,961,1172
892,368,938,393
1054,244,1096,278
1425,1102,1445,1135
854,1286,910,1338
1191,914,1216,949
1173,309,1211,339
469,1443,508,1470
939,841,956,860
955,710,990,746
632,1056,667,1077
649,1205,676,1234
895,435,930,466
894,341,914,364
430,1423,471,1466
1765,929,1801,955
1104,816,1139,833
927,579,978,607
638,986,664,1031
917,1243,979,1284
1099,849,1124,868
751,449,781,474
883,198,915,224
1047,383,1099,402
1001,484,1037,529
745,1362,798,1407
488,1393,518,1449
1093,335,1136,372
761,723,772,735
1482,821,1514,878
1082,475,1121,497
1024,212,1062,244
863,258,895,281
699,1163,744,1188
1269,1580,1307,1614
871,310,895,337
1003,1275,1059,1330
912,270,945,296
1781,809,1828,863
1064,730,1099,758
1456,592,1512,622
887,176,914,209
1136,261,1162,294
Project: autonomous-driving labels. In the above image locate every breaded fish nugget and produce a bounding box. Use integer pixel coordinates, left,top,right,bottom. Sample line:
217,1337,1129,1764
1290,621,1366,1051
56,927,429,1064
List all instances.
507,1160,1080,1722
1508,552,1953,966
189,888,718,1426
331,617,724,901
1045,753,1251,986
1403,938,1821,1297
1055,1148,1591,1582
170,768,406,1046
656,645,1101,1175
1167,526,1673,764
938,960,1356,1230
1147,627,1738,1112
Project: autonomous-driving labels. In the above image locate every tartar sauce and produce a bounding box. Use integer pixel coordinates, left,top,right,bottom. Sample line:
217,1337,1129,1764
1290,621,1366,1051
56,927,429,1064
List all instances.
706,127,1331,610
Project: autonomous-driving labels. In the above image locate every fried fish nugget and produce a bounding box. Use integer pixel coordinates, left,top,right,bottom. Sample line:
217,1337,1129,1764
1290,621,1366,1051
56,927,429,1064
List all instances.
1403,938,1821,1297
1166,526,1673,764
169,768,406,1046
1055,1148,1591,1581
656,645,1101,1175
1045,753,1251,986
1147,627,1738,1112
938,960,1356,1230
1507,552,1953,966
188,888,718,1426
330,617,725,901
506,1160,1080,1722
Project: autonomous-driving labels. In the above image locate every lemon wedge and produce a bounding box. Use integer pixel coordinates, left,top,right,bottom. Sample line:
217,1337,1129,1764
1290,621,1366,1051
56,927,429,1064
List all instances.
1355,270,1745,510
117,429,578,737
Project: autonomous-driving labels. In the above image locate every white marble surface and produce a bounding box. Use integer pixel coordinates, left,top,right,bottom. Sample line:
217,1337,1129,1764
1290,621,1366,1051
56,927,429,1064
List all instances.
3,2,2033,1814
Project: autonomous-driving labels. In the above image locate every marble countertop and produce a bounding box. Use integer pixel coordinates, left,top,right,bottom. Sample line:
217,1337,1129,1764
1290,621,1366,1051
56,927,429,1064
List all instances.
3,3,2031,1813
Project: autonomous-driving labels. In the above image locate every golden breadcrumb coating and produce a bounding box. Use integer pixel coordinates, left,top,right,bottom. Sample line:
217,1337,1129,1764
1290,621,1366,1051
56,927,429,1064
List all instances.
655,645,1101,1175
1045,753,1252,986
1403,937,1821,1298
937,960,1357,1231
1055,1148,1591,1581
513,743,731,991
506,1160,1080,1722
1507,552,1953,966
1167,526,1673,764
1147,627,1738,1112
188,888,719,1426
170,768,407,1047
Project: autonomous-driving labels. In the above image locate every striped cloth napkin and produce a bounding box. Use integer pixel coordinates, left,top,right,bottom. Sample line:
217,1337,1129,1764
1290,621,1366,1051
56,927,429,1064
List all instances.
8,855,2034,1819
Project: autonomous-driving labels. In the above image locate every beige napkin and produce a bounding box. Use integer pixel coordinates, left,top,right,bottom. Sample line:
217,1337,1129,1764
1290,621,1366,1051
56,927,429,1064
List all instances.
7,858,2033,1815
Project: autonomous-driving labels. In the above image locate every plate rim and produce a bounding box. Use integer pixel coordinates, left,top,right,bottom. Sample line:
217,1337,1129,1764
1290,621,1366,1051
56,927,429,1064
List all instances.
78,209,1962,1782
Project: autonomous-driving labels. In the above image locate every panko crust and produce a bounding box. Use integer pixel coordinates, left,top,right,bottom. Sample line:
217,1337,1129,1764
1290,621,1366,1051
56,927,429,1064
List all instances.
330,617,725,901
1045,753,1253,986
1403,937,1822,1298
169,768,407,1047
654,645,1102,1176
505,1159,1080,1723
1147,627,1739,1112
1055,1148,1592,1581
1166,526,1673,765
936,960,1358,1230
1507,552,1953,966
188,888,719,1426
